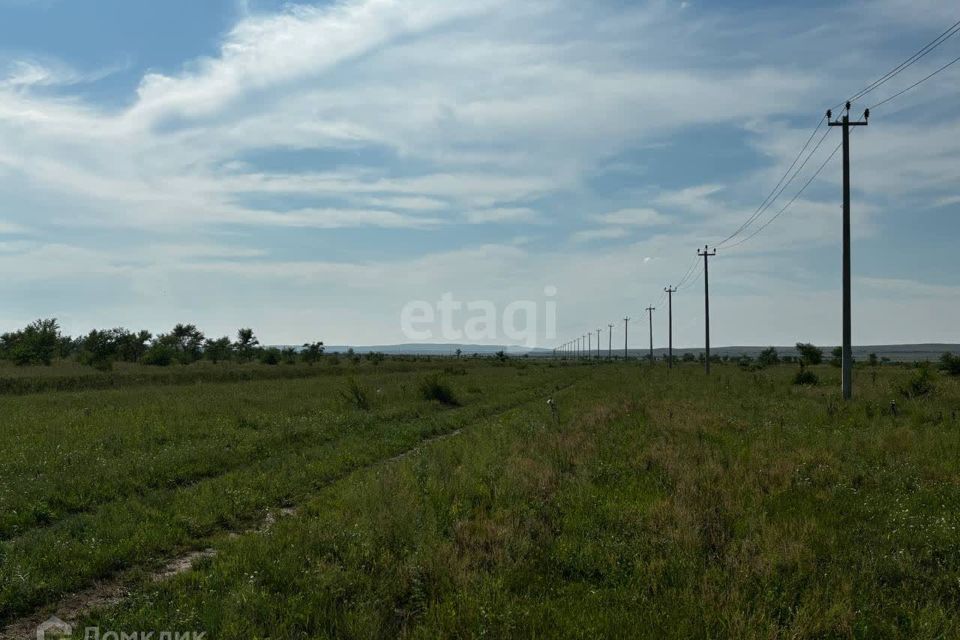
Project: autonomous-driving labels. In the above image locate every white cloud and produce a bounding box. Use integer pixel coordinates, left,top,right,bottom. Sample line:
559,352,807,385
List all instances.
571,227,629,243
596,207,669,226
0,0,957,344
465,208,540,224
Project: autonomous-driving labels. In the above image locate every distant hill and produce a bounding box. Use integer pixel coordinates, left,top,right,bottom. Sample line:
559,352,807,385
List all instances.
309,343,960,362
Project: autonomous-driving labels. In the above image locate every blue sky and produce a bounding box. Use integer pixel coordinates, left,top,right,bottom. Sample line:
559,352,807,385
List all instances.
0,0,958,348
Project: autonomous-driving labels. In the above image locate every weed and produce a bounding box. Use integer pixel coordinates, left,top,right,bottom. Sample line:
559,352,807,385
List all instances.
340,377,371,410
419,374,459,406
902,365,936,398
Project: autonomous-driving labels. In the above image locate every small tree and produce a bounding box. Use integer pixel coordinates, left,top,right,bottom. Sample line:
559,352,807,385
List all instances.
301,341,325,365
259,347,281,365
868,353,879,367
795,343,823,366
2,319,62,366
142,343,175,366
155,324,205,364
80,329,118,370
115,329,152,362
235,328,260,363
758,347,780,367
205,337,234,364
940,353,960,376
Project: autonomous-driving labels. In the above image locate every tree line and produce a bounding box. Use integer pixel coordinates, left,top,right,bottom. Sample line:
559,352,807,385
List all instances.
0,319,326,369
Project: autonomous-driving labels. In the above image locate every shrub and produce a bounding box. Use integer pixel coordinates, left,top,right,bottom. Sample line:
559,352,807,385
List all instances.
419,374,459,406
939,353,960,376
758,347,780,367
793,370,819,386
142,344,175,367
340,377,371,410
902,365,935,398
260,349,281,366
795,343,823,366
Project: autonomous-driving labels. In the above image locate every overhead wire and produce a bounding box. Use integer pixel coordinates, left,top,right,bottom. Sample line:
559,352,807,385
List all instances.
726,136,844,250
870,53,960,110
716,114,826,247
836,18,960,109
596,18,960,354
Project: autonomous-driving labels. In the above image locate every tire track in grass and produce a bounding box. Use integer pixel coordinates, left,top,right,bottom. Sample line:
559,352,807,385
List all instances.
0,374,584,638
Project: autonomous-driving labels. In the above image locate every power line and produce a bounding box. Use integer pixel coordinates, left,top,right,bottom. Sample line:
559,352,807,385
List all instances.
726,136,844,250
717,115,826,247
674,254,700,288
870,53,960,110
837,18,960,109
719,125,832,248
678,261,704,290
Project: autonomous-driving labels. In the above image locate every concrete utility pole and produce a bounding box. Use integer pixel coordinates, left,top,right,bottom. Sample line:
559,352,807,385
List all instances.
828,102,869,400
664,286,677,368
608,324,614,359
587,333,591,360
596,329,602,360
623,317,630,360
645,306,656,363
698,246,717,375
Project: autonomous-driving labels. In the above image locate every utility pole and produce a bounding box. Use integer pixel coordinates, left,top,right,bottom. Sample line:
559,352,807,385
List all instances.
596,329,602,360
698,246,716,375
623,317,630,360
587,332,591,360
645,306,656,364
828,102,869,400
607,324,613,360
664,286,676,368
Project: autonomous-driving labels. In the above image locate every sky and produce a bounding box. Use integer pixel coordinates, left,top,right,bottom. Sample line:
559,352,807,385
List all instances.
0,0,958,349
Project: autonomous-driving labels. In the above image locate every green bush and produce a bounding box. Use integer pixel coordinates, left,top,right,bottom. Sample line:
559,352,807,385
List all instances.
142,344,175,367
795,342,823,366
793,369,819,386
758,347,780,367
339,377,371,410
939,353,960,376
419,374,459,406
902,366,935,398
260,348,281,366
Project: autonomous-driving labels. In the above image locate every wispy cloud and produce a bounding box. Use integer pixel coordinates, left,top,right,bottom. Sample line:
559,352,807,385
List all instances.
465,207,541,224
571,227,629,243
596,207,669,226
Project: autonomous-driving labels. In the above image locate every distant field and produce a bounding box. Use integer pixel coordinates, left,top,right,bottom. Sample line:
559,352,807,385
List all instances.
2,360,959,638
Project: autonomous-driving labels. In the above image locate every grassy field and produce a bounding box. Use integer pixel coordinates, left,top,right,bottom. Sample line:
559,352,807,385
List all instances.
2,360,959,638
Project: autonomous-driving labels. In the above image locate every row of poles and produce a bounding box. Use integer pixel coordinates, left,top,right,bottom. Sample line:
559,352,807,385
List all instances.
553,103,868,398
554,245,716,373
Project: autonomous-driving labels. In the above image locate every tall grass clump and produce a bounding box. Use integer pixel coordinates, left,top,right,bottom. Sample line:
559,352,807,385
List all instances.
340,377,371,410
793,369,818,386
419,374,459,406
901,365,935,398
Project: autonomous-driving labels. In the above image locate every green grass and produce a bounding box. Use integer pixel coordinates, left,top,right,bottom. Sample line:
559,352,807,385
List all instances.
3,361,960,638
